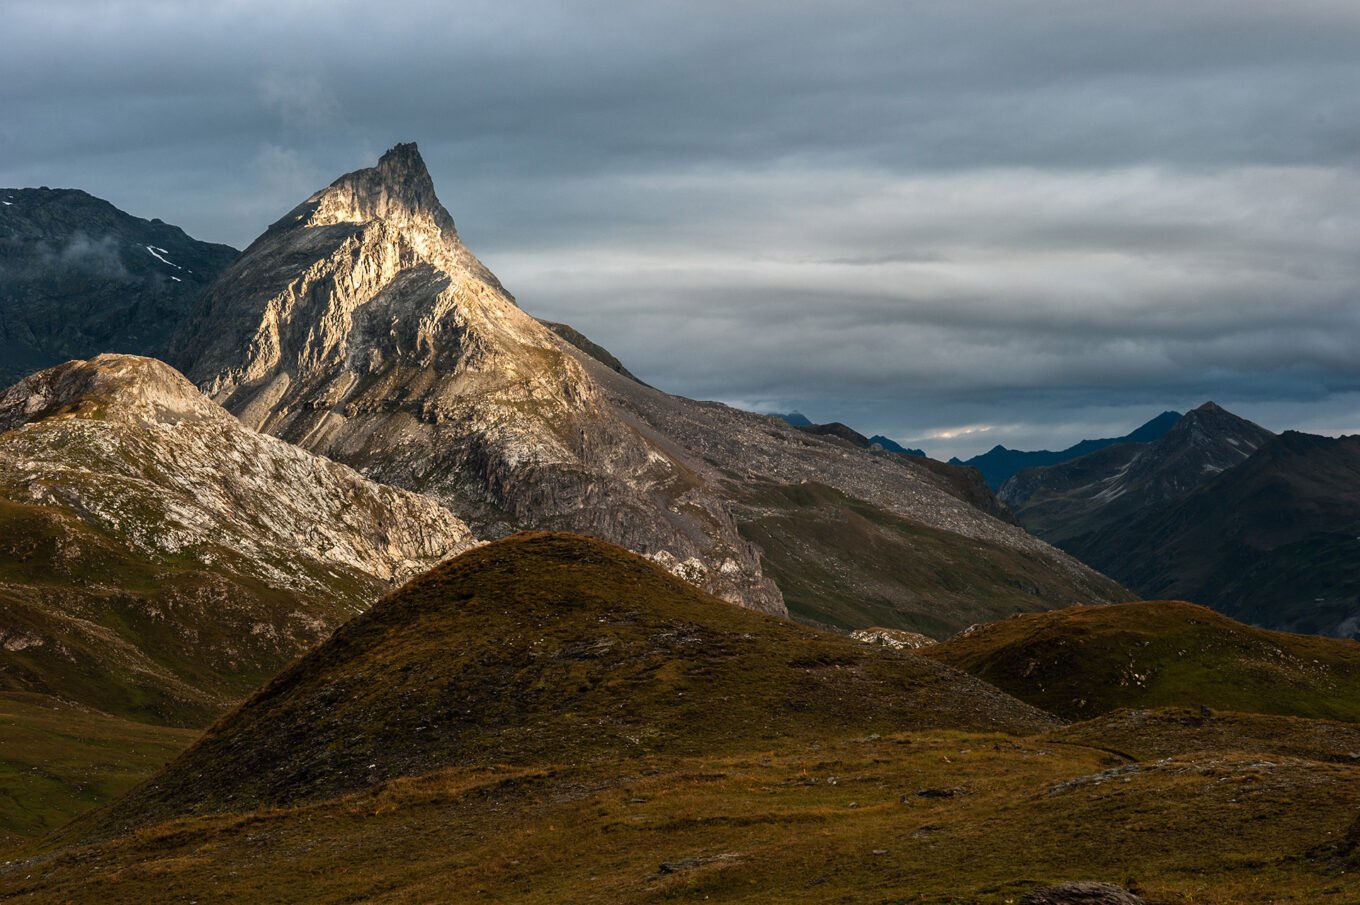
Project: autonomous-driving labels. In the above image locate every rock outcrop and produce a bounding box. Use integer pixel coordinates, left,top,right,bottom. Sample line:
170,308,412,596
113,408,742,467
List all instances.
175,144,781,613
1019,883,1146,905
0,354,476,724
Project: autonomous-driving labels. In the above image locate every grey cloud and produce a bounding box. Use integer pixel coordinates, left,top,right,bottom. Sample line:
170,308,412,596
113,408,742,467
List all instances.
2,0,1358,457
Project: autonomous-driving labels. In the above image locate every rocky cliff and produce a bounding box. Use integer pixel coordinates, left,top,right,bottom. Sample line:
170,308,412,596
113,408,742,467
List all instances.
176,144,782,612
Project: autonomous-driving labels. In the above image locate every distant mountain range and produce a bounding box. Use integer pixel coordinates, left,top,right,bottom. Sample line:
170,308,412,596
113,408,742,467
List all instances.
0,187,238,386
949,410,1183,489
772,412,927,457
1000,402,1360,638
1062,430,1360,638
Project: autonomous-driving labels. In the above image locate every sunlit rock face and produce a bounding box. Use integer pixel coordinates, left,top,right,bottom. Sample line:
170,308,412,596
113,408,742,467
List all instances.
0,354,477,593
176,144,784,613
0,353,480,723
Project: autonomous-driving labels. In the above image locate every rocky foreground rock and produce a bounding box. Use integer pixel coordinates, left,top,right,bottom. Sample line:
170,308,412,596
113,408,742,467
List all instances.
1019,882,1147,905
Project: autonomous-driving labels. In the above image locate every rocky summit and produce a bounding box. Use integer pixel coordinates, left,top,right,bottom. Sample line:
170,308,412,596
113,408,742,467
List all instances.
1000,402,1275,548
172,142,1125,627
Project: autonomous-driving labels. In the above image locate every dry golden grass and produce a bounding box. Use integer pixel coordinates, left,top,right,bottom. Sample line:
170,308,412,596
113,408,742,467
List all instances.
4,729,1359,903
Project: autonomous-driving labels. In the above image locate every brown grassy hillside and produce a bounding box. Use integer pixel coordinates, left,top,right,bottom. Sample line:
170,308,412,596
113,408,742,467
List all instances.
924,600,1360,721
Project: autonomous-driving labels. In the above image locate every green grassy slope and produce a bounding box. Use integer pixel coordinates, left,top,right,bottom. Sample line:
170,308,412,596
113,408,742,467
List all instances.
735,480,1133,637
924,600,1360,721
0,694,195,850
0,498,359,727
12,539,1360,902
1046,707,1360,763
9,731,1360,904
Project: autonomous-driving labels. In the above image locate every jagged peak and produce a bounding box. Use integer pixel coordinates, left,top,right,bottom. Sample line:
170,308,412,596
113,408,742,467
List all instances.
1194,401,1225,413
304,141,454,235
254,141,509,295
0,354,223,433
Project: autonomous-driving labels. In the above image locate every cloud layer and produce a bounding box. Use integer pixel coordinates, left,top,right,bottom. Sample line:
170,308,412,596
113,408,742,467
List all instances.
3,0,1358,456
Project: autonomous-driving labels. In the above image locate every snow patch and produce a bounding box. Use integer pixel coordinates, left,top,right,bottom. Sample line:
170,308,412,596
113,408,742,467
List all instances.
145,245,182,269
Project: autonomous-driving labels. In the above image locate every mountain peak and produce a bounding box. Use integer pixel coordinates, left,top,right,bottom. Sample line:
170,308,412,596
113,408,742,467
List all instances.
1194,401,1225,413
306,141,452,235
377,140,427,174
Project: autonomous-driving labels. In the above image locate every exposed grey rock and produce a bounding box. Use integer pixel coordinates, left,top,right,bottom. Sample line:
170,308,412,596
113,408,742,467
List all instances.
851,627,936,650
175,144,783,613
0,354,478,723
0,354,476,592
1019,881,1146,905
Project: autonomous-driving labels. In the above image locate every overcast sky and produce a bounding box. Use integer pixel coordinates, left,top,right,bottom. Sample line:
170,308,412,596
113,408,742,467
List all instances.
4,0,1359,458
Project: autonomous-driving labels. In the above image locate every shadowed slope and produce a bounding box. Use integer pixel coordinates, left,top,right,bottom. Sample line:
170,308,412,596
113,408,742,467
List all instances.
924,601,1360,721
89,533,1056,835
1066,431,1360,637
0,187,238,386
1001,403,1274,548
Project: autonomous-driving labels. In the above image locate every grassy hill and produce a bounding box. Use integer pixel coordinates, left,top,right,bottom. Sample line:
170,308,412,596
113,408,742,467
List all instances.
0,498,356,727
8,538,1360,902
86,532,1055,836
923,600,1360,721
10,727,1360,903
0,694,195,851
1046,707,1360,763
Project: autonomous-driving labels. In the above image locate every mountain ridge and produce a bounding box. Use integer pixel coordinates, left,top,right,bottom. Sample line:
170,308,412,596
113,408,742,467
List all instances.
0,187,238,386
1064,430,1360,636
164,142,1126,629
950,410,1182,489
1000,402,1274,548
